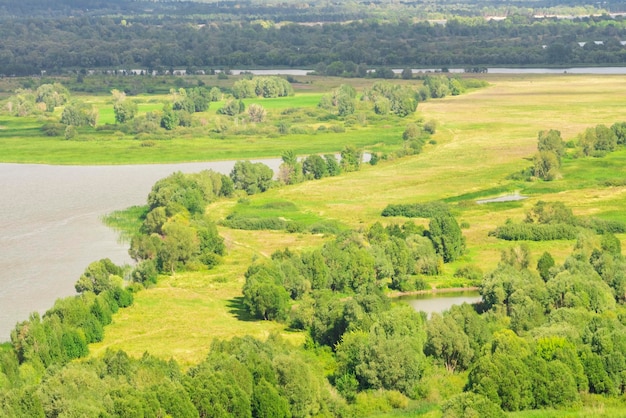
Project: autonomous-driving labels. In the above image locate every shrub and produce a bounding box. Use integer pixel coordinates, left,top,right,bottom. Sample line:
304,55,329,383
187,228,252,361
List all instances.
490,223,579,241
381,201,450,218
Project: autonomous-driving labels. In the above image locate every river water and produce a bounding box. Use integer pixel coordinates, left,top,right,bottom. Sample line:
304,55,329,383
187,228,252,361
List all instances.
0,159,281,341
231,67,626,76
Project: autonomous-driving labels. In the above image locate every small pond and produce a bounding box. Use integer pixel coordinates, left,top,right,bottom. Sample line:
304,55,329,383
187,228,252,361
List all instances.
397,290,482,317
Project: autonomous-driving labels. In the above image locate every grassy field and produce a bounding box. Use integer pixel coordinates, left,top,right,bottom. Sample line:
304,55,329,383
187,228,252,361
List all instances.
0,78,411,164
85,74,626,372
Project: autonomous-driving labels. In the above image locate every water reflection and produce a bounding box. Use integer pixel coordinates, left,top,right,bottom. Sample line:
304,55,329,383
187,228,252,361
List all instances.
398,291,481,318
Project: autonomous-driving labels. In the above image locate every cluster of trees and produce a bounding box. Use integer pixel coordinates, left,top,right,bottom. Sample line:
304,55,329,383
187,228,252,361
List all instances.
318,84,358,117
229,160,274,195
532,129,566,181
7,259,133,376
160,86,222,130
0,335,340,417
277,148,352,187
520,122,626,182
578,122,626,157
6,14,626,76
491,200,626,241
232,76,293,99
129,170,231,276
238,220,626,413
466,238,626,409
381,202,465,263
361,81,419,117
4,83,68,117
242,220,456,329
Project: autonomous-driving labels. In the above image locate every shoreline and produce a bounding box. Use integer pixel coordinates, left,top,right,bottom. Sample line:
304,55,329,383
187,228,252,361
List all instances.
389,286,479,298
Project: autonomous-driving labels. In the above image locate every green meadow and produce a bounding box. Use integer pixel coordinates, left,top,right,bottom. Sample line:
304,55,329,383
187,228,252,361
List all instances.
86,74,626,368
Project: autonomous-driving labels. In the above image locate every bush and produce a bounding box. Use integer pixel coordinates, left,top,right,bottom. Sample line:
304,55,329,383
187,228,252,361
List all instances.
454,264,483,281
381,201,450,218
222,214,288,231
41,122,66,136
490,223,579,241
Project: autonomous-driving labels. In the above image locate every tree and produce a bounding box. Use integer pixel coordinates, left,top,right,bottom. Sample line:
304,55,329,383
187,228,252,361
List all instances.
340,145,361,173
425,313,473,371
112,89,138,124
36,83,68,112
230,161,274,195
302,154,327,179
247,103,266,123
324,154,341,176
158,222,200,274
160,103,179,130
60,101,98,127
218,99,245,116
536,251,555,282
533,151,560,181
242,266,290,321
74,259,122,295
537,129,565,159
428,214,465,263
442,393,505,418
251,379,290,418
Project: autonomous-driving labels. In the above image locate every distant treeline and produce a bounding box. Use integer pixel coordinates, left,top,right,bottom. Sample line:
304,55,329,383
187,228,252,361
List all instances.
4,15,626,75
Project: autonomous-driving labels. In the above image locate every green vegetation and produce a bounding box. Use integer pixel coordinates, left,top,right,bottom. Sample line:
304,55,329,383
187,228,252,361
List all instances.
2,72,626,417
0,75,454,164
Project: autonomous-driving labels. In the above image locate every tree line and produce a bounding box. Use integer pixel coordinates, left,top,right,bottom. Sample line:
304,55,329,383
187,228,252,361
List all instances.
4,15,626,76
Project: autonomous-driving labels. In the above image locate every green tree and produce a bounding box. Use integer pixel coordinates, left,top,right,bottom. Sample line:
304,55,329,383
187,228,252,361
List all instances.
160,103,179,130
218,99,245,116
251,379,290,418
442,392,505,418
324,154,341,176
537,129,565,159
74,259,122,295
36,83,69,112
60,100,98,127
302,154,327,179
533,150,560,181
113,92,138,124
536,251,555,282
230,161,274,195
428,214,465,263
425,313,473,371
340,145,361,173
158,221,200,274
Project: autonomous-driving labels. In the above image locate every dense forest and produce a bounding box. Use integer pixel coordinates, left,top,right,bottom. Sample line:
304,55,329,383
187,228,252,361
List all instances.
4,1,626,75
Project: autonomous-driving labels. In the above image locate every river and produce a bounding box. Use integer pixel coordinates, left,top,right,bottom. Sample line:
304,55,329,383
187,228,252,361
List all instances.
231,67,626,75
0,159,281,341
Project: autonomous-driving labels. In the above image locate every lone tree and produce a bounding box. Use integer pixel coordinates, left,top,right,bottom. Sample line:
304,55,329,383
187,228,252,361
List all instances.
112,89,138,124
428,213,465,263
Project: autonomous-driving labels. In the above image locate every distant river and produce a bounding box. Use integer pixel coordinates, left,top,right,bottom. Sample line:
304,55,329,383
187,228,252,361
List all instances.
230,67,626,75
0,159,281,341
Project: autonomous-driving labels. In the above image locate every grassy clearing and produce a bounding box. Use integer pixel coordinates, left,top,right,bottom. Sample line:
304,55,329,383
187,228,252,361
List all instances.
89,226,328,366
92,74,626,364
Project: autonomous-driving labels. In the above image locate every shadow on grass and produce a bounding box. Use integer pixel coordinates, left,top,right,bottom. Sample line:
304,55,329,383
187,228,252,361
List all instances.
226,296,257,322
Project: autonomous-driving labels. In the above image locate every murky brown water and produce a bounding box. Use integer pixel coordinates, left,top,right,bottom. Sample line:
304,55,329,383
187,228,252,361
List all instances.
0,160,281,341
